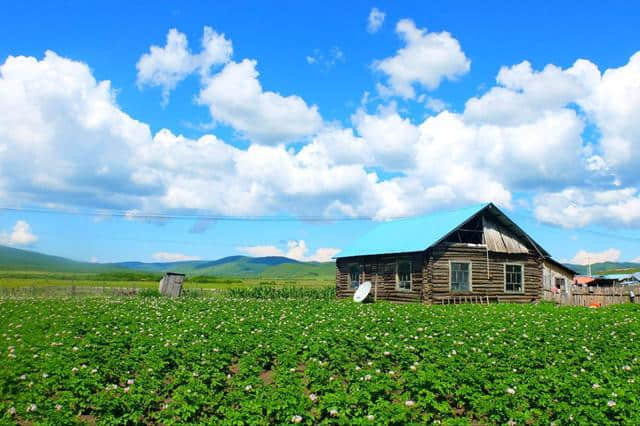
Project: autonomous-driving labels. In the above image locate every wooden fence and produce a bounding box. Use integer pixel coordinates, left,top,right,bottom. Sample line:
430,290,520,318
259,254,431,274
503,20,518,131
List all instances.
0,286,144,298
543,284,639,306
0,286,217,298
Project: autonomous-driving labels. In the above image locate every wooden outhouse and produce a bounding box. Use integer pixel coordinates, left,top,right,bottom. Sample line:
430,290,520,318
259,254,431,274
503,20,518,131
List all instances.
335,203,572,304
159,272,185,297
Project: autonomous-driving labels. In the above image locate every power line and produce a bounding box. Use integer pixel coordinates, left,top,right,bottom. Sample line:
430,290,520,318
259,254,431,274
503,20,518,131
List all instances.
2,205,640,244
0,206,379,222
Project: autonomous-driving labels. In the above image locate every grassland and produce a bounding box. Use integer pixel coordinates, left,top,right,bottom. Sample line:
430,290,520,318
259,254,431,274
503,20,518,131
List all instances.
0,270,333,292
1,297,639,424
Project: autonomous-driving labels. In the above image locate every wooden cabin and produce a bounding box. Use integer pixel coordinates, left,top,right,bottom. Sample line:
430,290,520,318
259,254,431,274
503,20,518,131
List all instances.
335,203,573,304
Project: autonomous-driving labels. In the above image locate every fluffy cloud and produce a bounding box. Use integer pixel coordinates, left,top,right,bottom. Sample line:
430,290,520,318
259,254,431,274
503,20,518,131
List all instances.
353,107,420,171
570,248,621,265
464,59,599,126
367,8,385,33
534,188,640,228
0,50,590,223
374,19,470,98
136,27,232,104
152,252,201,262
197,59,323,144
0,220,38,246
0,51,157,210
465,53,640,188
3,41,640,230
578,52,640,180
238,240,340,262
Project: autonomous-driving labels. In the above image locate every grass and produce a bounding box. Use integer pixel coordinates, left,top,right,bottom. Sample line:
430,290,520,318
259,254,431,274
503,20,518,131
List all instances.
0,270,333,291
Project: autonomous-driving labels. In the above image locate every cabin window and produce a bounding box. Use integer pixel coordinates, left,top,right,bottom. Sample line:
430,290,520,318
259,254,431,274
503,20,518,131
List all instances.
505,264,524,292
349,264,360,289
450,261,471,291
396,261,412,291
555,277,566,293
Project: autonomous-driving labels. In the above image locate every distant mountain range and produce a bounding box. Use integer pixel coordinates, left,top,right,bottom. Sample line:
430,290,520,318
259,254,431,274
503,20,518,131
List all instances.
0,245,334,278
112,255,333,278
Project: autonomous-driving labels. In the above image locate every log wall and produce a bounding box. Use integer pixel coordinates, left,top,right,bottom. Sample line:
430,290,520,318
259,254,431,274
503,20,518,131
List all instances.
336,243,543,304
336,252,425,302
428,243,542,304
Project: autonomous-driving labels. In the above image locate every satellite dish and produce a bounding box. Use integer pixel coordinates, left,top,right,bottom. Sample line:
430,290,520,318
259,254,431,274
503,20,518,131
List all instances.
353,280,372,303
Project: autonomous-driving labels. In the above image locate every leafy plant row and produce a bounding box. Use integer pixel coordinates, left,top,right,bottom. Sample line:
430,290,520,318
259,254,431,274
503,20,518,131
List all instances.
1,298,639,424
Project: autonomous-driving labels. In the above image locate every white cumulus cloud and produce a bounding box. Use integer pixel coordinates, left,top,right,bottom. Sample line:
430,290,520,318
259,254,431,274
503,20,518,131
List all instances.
152,252,201,262
3,39,640,230
367,8,385,33
197,59,323,144
238,240,340,262
374,19,470,98
0,220,38,246
534,187,640,228
578,52,640,180
0,51,156,210
136,27,232,104
570,248,621,265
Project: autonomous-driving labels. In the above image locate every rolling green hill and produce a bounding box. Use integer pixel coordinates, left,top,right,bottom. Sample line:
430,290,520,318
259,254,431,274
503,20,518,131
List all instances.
0,245,114,272
111,255,334,278
0,245,335,279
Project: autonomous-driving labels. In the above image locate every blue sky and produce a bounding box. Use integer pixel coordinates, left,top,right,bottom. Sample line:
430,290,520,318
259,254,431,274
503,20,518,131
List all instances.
1,1,640,264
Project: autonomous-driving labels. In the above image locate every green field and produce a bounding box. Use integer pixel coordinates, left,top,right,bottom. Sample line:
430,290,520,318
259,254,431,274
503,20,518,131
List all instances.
0,271,333,293
1,297,639,424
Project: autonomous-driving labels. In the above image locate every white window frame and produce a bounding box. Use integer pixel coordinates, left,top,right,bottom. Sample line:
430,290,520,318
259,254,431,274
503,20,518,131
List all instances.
395,260,412,291
348,263,361,289
449,260,472,292
504,263,525,293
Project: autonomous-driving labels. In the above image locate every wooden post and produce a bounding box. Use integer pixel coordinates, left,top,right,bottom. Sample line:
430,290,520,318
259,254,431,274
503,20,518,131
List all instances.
375,259,378,302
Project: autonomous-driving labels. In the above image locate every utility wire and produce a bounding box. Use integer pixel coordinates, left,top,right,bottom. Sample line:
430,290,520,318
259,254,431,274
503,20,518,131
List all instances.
0,206,377,222
2,205,640,244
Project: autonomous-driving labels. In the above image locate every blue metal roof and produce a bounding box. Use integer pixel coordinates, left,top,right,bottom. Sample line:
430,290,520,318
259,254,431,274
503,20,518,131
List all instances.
597,273,640,281
336,204,488,258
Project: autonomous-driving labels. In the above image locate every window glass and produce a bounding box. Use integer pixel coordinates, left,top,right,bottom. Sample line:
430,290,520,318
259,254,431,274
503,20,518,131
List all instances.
451,262,470,291
397,261,411,290
349,265,360,289
505,264,523,292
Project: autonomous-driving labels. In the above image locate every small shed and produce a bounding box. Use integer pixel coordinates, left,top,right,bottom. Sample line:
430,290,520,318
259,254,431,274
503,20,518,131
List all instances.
159,272,185,297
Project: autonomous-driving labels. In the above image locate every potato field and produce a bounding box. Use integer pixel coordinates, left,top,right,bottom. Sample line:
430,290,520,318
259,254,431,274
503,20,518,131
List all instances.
1,297,639,424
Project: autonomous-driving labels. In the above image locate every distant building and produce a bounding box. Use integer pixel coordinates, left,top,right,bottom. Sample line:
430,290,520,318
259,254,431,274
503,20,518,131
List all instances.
335,203,573,304
574,273,640,289
574,275,596,286
594,273,640,286
543,258,577,296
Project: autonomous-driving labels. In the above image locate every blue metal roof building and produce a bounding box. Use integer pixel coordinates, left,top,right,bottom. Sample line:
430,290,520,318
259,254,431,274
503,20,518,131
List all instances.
335,203,558,303
336,203,548,258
